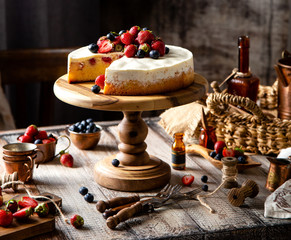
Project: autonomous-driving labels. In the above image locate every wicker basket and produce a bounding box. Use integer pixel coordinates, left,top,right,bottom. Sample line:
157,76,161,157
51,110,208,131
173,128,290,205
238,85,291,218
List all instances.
206,92,291,155
258,80,278,110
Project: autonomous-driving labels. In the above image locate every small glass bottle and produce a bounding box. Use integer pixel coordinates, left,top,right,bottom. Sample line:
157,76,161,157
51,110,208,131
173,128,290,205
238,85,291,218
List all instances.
199,126,217,150
171,132,185,170
228,36,260,102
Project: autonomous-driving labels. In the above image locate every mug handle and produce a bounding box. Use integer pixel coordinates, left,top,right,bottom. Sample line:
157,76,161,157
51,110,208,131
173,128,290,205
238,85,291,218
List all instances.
55,135,71,158
34,149,45,168
24,156,33,182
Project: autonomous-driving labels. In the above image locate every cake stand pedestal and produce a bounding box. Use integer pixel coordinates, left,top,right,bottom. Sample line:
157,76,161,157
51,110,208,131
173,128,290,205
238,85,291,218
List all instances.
54,73,208,191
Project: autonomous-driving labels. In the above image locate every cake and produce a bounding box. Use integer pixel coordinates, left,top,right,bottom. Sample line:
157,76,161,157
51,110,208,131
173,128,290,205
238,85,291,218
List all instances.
67,26,195,96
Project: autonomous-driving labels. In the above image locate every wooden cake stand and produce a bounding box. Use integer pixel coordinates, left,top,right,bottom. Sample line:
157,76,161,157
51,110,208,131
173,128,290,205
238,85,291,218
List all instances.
54,73,208,191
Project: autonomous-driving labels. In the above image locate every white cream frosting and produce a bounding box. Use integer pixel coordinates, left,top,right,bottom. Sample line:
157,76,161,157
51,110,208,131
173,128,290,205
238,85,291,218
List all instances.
106,45,194,85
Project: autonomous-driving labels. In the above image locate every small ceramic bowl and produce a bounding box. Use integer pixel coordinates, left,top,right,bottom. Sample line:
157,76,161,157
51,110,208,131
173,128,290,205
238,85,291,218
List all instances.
68,124,102,150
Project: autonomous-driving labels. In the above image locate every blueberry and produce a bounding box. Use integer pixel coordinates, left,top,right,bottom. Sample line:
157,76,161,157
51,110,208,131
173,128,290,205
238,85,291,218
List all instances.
136,49,145,58
165,47,170,54
149,50,160,59
201,175,208,183
237,155,247,164
119,30,126,35
214,153,223,160
209,151,216,158
86,118,93,123
34,139,43,144
202,185,208,191
88,43,99,53
142,27,148,31
112,159,120,167
106,32,115,41
79,186,88,196
91,85,101,94
84,193,94,203
48,133,54,138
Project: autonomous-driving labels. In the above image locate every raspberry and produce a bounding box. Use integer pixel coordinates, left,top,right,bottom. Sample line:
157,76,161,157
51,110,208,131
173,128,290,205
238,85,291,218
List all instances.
120,32,134,45
95,75,105,89
124,44,137,58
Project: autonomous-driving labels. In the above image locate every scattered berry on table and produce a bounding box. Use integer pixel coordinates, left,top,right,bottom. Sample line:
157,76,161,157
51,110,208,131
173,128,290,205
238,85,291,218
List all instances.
79,186,88,196
214,153,223,160
182,175,194,186
84,193,94,203
70,214,84,228
18,196,38,209
202,185,208,191
237,155,247,164
91,85,101,94
35,203,49,217
0,209,13,227
209,151,216,158
112,159,120,167
88,43,99,53
6,199,18,213
13,206,33,220
201,175,208,183
60,153,74,168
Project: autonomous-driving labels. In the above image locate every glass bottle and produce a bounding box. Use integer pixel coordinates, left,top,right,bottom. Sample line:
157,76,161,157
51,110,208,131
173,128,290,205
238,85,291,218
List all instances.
199,126,217,150
171,132,185,170
228,36,260,102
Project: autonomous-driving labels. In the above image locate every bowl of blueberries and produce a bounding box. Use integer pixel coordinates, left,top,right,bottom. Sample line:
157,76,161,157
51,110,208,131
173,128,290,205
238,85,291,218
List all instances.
68,118,102,150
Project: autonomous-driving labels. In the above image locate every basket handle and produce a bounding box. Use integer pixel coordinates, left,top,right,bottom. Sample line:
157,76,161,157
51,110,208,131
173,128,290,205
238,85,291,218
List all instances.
206,92,267,121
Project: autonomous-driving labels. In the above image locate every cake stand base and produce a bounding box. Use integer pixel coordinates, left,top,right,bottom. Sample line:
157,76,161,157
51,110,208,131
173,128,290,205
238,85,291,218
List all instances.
94,154,171,192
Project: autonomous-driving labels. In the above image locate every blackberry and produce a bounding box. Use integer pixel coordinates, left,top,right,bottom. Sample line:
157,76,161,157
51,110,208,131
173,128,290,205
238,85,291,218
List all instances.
84,193,94,203
112,159,120,167
79,186,88,196
88,43,99,53
201,175,208,183
149,50,160,59
214,153,223,160
209,151,216,158
202,185,208,191
91,85,101,94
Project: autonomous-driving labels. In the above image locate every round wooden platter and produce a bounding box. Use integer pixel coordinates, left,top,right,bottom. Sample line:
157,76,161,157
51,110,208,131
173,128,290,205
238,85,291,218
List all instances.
53,73,208,111
54,73,208,191
186,144,261,172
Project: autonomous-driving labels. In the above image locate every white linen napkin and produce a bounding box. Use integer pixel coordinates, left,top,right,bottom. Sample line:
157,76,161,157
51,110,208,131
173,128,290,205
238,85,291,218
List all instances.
264,179,291,219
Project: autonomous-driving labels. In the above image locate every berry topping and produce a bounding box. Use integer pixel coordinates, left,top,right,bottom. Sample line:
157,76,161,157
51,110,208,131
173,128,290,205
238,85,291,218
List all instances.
120,31,134,45
119,30,126,35
114,44,123,52
124,44,137,58
106,32,115,41
84,193,94,203
149,50,160,59
91,85,101,94
138,43,151,54
209,151,216,158
151,40,165,56
182,174,194,186
136,49,146,58
165,46,170,54
97,36,107,47
112,158,120,167
137,30,155,44
95,75,105,89
202,185,208,191
98,40,114,53
201,175,208,183
79,186,88,196
129,25,140,37
88,43,99,53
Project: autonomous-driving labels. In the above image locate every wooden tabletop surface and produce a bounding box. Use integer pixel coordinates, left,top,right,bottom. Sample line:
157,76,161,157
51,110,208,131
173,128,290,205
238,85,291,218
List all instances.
0,119,291,240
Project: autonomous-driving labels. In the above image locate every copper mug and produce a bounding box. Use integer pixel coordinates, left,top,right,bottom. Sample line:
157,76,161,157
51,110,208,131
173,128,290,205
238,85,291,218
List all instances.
266,157,291,191
274,50,291,120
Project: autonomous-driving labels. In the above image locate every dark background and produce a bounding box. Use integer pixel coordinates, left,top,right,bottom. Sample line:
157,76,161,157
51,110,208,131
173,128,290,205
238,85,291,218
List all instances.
0,0,290,128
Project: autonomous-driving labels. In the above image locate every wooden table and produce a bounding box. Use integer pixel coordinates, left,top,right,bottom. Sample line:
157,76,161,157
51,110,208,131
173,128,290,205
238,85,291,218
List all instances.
1,119,291,240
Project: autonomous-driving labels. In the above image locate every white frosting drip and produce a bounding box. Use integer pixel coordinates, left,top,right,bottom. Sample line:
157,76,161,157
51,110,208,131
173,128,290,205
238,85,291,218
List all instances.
106,45,194,84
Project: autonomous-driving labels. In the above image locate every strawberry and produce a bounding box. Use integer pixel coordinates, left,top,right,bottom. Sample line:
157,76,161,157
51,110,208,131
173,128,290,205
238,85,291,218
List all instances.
13,206,33,220
48,137,56,142
112,35,121,45
234,147,244,157
129,25,140,37
42,139,53,144
137,30,155,44
70,214,84,228
35,130,48,140
95,75,105,89
98,40,114,53
222,148,236,157
120,32,134,45
18,134,33,143
97,36,107,47
6,199,18,213
182,175,194,186
60,153,74,167
214,141,226,154
18,196,38,209
35,203,49,217
25,124,38,137
0,187,3,206
124,44,137,58
151,40,165,56
0,209,13,227
138,43,151,55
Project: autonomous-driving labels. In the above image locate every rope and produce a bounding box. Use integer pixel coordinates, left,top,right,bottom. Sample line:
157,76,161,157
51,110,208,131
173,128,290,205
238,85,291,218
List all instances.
1,180,69,224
